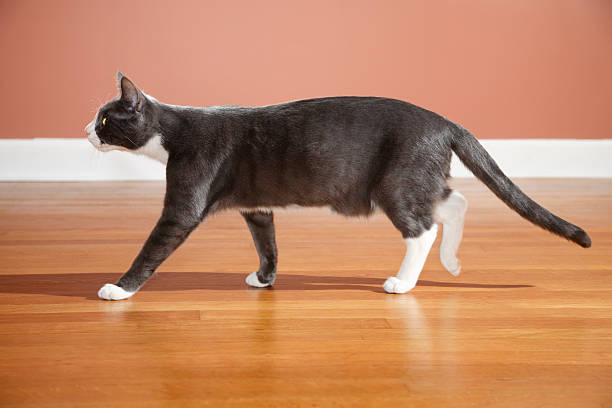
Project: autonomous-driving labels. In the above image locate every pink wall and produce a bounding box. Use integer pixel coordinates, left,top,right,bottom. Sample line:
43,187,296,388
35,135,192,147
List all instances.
1,0,610,140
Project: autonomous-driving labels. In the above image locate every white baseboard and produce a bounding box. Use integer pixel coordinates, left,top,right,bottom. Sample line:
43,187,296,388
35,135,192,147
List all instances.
0,139,166,181
0,138,610,181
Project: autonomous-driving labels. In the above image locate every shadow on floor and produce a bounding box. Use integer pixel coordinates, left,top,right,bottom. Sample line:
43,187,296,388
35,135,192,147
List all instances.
0,272,532,298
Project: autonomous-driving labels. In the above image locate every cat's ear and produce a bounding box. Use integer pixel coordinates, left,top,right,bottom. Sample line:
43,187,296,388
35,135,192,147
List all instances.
118,72,144,112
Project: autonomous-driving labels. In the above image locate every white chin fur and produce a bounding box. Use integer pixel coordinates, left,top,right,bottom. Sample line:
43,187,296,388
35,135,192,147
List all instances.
85,121,120,152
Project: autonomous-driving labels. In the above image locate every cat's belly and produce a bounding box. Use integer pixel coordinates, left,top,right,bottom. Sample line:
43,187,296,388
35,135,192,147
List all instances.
237,201,377,217
229,184,377,216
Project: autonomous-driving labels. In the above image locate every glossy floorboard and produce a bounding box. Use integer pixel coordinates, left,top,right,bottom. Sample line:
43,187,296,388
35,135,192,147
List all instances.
0,179,610,407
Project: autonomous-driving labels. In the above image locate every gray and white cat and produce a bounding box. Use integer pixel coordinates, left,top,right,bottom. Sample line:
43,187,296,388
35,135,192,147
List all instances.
86,73,590,300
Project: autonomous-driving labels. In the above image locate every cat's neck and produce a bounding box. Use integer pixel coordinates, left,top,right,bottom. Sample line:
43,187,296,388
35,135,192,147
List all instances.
134,133,168,164
143,97,248,165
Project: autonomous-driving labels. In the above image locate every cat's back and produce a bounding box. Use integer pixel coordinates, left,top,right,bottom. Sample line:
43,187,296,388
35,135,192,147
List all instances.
252,96,448,134
257,96,427,118
242,96,449,146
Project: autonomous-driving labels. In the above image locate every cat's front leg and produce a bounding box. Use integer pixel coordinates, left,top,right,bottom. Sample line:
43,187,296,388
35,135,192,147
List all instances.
241,210,278,287
98,188,207,300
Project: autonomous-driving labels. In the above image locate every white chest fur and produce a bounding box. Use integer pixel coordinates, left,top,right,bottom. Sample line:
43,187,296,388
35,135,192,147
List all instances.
134,134,168,164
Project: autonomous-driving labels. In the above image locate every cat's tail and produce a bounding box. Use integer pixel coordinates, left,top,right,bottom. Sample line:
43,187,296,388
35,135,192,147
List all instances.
450,125,591,248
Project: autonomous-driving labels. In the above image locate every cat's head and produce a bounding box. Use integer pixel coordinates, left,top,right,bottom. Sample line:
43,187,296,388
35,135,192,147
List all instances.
85,73,160,152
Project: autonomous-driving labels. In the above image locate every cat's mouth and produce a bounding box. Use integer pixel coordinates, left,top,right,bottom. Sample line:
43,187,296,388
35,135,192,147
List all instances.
85,120,104,150
88,136,126,153
86,132,104,150
93,142,119,152
87,131,116,152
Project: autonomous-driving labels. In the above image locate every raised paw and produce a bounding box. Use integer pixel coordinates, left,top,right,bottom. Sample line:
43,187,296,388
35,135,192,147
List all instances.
442,257,461,277
383,276,416,294
245,271,271,288
97,283,135,300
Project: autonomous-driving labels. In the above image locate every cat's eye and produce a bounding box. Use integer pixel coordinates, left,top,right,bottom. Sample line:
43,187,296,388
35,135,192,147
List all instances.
102,117,107,126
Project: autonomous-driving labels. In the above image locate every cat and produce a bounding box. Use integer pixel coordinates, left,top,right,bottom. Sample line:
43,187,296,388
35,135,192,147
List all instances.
85,73,591,300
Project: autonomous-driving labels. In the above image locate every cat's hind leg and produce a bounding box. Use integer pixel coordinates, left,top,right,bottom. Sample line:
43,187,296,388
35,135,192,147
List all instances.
242,210,278,288
433,190,467,276
383,223,438,294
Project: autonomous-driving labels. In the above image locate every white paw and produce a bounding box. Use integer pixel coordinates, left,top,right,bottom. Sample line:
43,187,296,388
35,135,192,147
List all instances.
245,271,271,288
383,276,416,294
97,283,135,300
442,257,461,276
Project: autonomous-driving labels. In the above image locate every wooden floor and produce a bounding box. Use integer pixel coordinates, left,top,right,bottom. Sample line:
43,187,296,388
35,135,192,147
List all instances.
0,179,610,407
